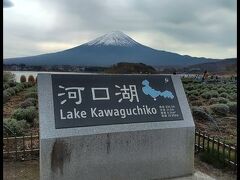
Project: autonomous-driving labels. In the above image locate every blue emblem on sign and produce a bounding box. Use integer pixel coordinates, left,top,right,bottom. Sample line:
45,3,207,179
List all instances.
142,80,174,101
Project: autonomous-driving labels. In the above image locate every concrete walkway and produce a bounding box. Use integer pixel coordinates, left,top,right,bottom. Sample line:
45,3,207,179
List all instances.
171,171,215,180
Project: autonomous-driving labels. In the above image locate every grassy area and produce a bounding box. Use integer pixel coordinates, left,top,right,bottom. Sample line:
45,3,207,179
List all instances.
3,72,38,137
182,77,237,145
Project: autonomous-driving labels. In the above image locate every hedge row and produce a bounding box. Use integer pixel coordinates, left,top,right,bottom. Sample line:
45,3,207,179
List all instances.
3,82,34,104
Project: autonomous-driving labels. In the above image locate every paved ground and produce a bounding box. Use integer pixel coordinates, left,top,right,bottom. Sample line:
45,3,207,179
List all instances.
3,157,237,180
4,160,39,180
171,171,215,180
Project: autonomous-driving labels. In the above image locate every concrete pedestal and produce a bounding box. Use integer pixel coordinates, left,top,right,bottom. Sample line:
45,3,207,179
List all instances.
38,74,195,180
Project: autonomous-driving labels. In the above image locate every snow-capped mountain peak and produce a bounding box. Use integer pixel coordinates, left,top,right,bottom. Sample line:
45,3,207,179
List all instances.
85,31,140,47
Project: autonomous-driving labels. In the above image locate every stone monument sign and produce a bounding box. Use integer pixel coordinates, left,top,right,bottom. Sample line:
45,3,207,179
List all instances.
38,74,195,180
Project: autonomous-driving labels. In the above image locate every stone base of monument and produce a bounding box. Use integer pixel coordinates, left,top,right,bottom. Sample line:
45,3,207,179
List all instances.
40,126,195,180
38,74,195,180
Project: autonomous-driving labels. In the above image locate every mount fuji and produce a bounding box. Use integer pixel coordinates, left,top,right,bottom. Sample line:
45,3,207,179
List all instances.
4,31,219,66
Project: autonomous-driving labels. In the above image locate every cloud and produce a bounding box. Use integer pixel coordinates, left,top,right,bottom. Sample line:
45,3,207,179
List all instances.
3,0,14,8
3,0,237,59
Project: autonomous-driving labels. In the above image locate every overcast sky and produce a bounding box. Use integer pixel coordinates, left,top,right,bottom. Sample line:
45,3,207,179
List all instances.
4,0,236,59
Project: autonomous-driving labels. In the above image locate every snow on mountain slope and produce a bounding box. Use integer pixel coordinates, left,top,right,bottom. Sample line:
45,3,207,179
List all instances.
85,31,140,47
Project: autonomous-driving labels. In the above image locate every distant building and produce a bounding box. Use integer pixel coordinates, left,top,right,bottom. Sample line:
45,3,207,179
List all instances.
189,68,201,73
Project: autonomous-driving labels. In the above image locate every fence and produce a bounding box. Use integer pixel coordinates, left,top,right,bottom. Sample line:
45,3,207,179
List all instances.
3,130,237,170
3,132,39,161
195,130,237,170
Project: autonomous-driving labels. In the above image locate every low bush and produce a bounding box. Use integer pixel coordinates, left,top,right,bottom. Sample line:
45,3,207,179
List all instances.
217,97,228,104
185,85,194,91
191,100,203,106
15,83,24,91
229,93,237,101
201,92,211,99
24,92,38,99
209,98,218,105
11,106,38,123
26,85,37,93
181,78,194,84
191,106,213,121
33,118,39,128
20,75,27,83
195,84,203,89
199,149,229,169
209,90,219,98
12,86,21,93
206,84,214,90
189,90,199,96
3,91,10,104
3,72,15,83
217,87,226,94
220,92,228,98
8,80,17,87
28,75,35,84
188,95,198,101
3,83,10,90
20,98,37,108
5,88,16,96
210,104,229,116
21,82,29,88
3,118,30,136
227,102,237,114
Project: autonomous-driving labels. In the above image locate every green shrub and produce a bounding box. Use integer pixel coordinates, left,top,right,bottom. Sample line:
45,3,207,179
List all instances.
195,84,203,89
26,85,37,93
191,106,213,121
3,118,29,136
14,84,24,92
5,88,16,96
206,84,214,90
217,87,226,94
189,90,199,96
25,92,38,99
227,102,237,114
12,86,21,93
211,87,218,91
209,90,219,98
185,85,194,91
3,72,15,83
229,93,237,101
11,106,37,123
3,91,10,104
181,78,193,84
3,83,10,90
201,92,211,99
20,98,37,108
217,97,228,104
199,149,228,169
21,82,29,88
8,80,17,87
210,104,229,116
28,75,35,84
33,117,39,128
209,98,218,105
20,75,27,83
191,100,203,106
188,95,198,101
220,92,228,98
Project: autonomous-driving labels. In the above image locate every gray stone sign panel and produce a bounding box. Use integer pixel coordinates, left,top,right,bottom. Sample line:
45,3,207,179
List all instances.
51,74,183,129
38,73,195,180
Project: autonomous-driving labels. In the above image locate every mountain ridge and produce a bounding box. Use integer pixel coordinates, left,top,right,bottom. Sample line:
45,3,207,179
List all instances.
4,31,223,66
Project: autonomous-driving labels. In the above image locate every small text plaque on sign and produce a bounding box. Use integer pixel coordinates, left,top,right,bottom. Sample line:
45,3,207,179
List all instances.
51,74,183,129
